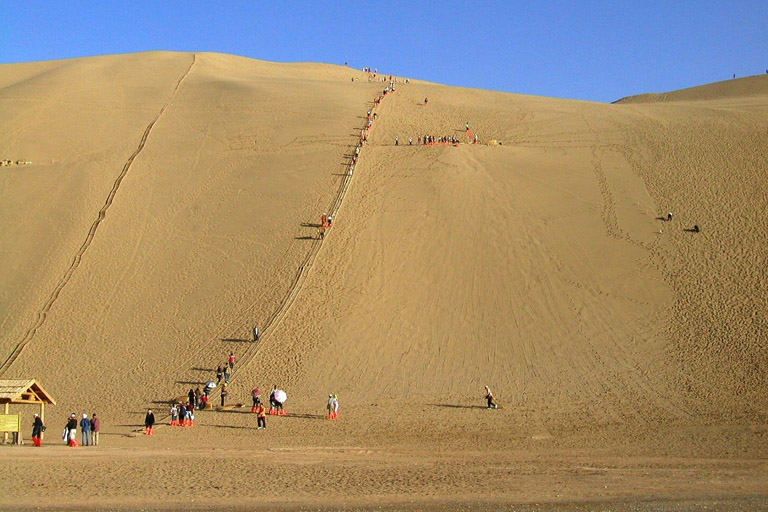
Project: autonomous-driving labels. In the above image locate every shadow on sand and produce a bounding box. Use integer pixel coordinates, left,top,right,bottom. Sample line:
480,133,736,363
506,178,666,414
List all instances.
427,403,488,410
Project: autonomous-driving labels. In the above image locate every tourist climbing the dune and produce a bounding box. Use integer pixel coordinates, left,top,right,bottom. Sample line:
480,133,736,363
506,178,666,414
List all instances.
424,97,428,106
228,351,235,370
484,386,499,409
216,365,223,385
253,326,260,342
220,384,228,407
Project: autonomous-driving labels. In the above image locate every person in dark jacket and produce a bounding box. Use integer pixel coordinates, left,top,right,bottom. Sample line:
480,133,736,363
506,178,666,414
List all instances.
32,413,45,447
66,413,78,447
144,409,155,435
216,365,223,385
91,413,100,446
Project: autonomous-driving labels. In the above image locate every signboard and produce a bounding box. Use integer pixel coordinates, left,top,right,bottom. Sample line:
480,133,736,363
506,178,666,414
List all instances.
0,414,21,433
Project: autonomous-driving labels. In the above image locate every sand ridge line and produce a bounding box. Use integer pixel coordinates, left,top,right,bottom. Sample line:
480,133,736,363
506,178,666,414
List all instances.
154,87,398,417
0,54,198,376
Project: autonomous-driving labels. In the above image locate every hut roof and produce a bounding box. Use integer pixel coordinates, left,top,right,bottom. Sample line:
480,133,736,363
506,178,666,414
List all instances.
0,379,56,405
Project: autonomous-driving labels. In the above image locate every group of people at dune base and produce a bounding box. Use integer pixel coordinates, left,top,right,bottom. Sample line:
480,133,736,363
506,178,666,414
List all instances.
55,412,100,447
37,383,496,447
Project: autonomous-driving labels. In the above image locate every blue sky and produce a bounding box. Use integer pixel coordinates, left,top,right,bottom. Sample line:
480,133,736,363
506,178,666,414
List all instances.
2,1,766,102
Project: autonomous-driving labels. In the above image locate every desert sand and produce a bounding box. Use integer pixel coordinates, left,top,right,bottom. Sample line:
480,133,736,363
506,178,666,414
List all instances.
0,52,766,511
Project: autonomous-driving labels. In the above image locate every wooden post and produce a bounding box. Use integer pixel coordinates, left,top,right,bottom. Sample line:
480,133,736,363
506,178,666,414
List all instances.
40,403,45,440
3,403,8,444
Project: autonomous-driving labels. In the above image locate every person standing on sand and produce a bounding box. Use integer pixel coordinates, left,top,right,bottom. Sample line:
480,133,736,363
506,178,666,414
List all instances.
228,351,235,370
255,402,267,429
216,365,223,385
66,413,78,447
253,326,260,342
667,212,673,222
170,404,179,426
144,409,155,435
424,97,428,106
188,389,195,408
32,413,45,447
80,413,91,446
484,386,499,409
220,384,228,407
91,413,100,446
327,394,339,420
269,385,278,414
224,364,232,384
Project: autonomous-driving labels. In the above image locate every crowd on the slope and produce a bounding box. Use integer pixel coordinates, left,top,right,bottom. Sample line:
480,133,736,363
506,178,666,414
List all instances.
27,70,505,450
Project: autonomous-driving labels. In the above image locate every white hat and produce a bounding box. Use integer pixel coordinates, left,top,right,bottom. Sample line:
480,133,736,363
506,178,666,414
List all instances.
83,413,88,418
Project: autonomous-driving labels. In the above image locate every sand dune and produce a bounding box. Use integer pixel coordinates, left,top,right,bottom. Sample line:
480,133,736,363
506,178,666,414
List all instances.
1,53,766,510
616,74,768,103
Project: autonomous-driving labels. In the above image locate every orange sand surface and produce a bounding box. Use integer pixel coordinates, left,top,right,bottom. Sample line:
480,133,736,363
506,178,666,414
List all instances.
0,52,766,511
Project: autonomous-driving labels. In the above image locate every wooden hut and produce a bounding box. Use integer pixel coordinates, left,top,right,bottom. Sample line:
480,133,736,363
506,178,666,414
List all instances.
0,379,56,444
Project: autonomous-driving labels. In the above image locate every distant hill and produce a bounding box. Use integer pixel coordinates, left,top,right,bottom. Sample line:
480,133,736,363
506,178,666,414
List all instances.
615,74,768,103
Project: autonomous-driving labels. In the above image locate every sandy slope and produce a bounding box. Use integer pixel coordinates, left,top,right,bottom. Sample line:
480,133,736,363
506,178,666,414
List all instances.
0,53,766,510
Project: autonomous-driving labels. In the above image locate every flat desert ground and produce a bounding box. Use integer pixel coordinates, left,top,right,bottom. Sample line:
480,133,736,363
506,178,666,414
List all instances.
0,52,766,511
